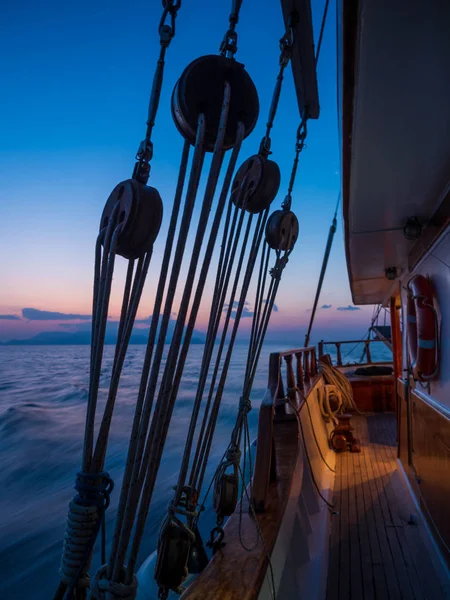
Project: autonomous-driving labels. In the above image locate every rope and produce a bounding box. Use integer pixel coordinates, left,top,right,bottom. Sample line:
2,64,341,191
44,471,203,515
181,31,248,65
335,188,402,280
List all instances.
315,0,331,66
287,400,334,510
318,356,362,414
340,303,383,363
59,472,113,600
318,384,342,425
304,194,340,347
101,86,245,588
106,114,207,585
88,566,138,600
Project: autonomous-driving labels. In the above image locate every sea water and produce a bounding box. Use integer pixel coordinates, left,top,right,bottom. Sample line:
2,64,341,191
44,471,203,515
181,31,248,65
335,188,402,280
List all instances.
0,341,391,599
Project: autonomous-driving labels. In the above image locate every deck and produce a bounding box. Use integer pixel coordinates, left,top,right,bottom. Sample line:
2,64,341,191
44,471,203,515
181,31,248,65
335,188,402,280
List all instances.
326,414,450,599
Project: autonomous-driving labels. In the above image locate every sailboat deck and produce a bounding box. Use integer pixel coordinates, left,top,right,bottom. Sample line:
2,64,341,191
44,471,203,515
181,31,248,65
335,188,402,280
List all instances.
326,414,450,600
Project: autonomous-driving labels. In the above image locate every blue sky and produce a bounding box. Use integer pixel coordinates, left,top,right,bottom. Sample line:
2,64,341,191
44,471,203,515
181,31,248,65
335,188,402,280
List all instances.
0,0,373,343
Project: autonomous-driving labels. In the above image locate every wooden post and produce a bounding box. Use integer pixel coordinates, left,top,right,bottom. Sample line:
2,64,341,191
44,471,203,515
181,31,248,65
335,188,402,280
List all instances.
310,348,317,376
295,352,304,391
284,354,297,401
318,340,324,357
365,340,372,364
390,294,403,456
253,352,279,511
303,349,311,381
336,342,342,366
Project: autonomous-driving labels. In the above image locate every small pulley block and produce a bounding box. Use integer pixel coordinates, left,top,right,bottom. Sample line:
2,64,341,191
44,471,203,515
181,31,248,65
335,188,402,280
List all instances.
266,209,299,251
100,179,163,259
187,525,209,575
171,54,259,152
213,471,239,518
230,154,280,214
155,518,191,593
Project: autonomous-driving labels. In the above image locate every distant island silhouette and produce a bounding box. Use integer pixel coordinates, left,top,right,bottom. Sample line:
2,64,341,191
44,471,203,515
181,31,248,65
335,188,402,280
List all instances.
1,330,207,345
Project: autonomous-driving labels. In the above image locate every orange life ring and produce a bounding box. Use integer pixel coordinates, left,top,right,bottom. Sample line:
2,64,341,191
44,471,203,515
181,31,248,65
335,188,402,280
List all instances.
406,274,439,381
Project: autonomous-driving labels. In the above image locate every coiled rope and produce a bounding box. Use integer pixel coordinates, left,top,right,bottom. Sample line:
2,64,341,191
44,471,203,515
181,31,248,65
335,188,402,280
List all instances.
317,384,342,424
318,356,362,414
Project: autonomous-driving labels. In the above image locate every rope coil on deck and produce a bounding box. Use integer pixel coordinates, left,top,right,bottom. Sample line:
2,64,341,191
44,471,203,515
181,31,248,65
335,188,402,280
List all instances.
318,384,342,424
319,357,361,414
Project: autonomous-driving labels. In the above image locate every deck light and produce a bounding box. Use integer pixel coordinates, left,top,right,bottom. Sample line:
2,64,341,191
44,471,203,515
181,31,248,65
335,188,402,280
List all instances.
403,217,422,240
385,267,398,280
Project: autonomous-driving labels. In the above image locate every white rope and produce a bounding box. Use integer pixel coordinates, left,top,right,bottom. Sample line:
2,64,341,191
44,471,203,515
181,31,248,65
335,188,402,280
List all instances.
318,357,362,413
59,501,99,590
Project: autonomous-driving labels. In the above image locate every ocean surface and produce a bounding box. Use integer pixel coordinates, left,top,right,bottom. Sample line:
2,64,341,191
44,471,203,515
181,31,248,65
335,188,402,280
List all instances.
0,341,391,599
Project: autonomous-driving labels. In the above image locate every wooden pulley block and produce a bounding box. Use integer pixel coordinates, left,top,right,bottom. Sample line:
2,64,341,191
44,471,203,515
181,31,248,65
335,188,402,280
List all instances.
100,179,163,260
155,518,191,592
171,54,259,152
213,471,238,518
230,154,281,214
265,209,299,251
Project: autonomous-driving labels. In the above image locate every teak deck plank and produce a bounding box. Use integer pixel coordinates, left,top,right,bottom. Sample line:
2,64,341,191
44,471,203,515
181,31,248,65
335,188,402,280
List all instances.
326,414,449,600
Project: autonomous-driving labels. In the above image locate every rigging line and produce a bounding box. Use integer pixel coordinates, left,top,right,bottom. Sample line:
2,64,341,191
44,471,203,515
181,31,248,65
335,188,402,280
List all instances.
195,211,269,494
116,102,237,583
106,116,206,582
335,0,342,166
133,90,230,494
83,209,121,471
189,210,263,492
191,210,268,490
247,241,271,383
244,260,283,400
106,142,190,580
126,119,244,583
315,0,331,66
204,198,237,342
203,201,245,361
244,251,285,393
340,303,382,363
112,259,135,373
92,251,152,471
304,195,339,348
176,207,253,499
90,232,104,375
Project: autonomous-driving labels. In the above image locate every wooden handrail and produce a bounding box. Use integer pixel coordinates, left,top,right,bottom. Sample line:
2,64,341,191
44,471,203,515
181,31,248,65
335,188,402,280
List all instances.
182,346,319,600
318,337,392,367
319,338,387,345
253,346,318,510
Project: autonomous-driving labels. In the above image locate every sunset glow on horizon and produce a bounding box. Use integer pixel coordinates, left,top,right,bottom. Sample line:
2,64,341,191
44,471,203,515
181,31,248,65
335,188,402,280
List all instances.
1,0,374,345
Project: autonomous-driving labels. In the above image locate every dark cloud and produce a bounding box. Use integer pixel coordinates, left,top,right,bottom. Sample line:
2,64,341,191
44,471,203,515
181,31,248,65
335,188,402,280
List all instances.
262,300,278,312
22,308,91,321
336,305,361,311
0,314,21,320
223,301,250,311
321,304,332,309
230,306,254,319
